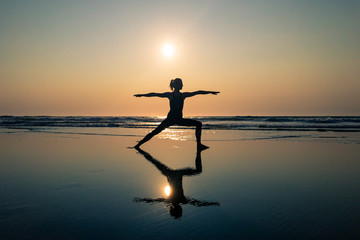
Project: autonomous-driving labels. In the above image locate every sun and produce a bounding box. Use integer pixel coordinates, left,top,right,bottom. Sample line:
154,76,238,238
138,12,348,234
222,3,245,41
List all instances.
162,44,175,57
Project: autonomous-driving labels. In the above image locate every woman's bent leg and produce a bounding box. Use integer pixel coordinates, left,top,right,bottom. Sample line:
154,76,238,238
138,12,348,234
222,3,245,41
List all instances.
179,119,208,150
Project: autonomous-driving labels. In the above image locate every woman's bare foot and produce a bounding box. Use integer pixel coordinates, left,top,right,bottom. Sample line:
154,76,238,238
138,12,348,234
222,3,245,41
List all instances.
197,143,209,151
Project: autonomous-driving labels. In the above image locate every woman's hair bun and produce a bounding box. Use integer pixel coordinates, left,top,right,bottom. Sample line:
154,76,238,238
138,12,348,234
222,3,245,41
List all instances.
170,78,181,90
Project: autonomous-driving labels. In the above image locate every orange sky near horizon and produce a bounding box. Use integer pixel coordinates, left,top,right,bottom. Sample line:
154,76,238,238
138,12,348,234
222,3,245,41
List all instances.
1,1,359,116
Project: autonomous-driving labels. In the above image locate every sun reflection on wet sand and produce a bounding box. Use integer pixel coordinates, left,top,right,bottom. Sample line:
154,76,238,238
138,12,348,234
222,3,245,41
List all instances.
164,185,171,197
159,129,193,141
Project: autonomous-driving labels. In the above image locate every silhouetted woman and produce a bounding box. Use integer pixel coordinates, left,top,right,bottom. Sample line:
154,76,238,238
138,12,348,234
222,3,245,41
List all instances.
134,78,219,149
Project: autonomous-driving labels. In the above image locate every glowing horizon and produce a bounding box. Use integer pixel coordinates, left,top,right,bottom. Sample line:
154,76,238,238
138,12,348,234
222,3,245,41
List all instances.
1,1,359,116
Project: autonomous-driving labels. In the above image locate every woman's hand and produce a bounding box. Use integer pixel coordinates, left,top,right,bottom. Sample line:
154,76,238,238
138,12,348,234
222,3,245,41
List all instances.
211,91,220,95
134,94,143,97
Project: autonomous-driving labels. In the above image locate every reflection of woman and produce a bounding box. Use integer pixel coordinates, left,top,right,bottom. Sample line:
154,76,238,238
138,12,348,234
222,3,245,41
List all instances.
134,147,219,219
134,78,219,149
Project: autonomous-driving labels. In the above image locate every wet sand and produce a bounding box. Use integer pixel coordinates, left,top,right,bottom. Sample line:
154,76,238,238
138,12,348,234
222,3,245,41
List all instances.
1,129,360,239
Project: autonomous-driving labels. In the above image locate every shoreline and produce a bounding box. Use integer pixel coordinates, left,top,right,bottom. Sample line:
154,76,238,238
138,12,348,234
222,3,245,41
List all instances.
1,126,360,145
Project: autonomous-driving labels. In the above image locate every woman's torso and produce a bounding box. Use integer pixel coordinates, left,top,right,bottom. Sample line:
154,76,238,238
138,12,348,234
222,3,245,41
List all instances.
167,92,184,120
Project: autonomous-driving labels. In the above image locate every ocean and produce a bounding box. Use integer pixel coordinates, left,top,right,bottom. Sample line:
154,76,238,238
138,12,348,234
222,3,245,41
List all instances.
1,116,359,131
1,116,360,144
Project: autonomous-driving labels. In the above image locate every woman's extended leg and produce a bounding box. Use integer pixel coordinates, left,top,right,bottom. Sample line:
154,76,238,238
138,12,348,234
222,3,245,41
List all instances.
179,119,208,150
135,119,171,148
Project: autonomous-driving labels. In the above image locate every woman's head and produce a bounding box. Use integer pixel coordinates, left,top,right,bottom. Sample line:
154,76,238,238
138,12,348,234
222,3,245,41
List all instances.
169,204,183,219
169,78,183,91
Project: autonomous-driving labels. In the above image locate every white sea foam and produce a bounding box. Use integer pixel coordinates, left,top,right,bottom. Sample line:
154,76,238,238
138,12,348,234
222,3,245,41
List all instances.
1,116,359,132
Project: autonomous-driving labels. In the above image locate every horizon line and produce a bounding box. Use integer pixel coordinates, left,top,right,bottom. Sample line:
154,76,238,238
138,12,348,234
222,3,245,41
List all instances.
1,115,359,117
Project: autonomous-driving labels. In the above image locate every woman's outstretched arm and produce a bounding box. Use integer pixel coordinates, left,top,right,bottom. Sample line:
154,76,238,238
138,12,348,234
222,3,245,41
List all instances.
134,92,170,98
183,91,220,98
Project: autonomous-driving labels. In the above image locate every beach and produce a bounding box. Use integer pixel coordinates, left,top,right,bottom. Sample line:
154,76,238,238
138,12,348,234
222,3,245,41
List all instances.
2,0,359,238
1,124,360,239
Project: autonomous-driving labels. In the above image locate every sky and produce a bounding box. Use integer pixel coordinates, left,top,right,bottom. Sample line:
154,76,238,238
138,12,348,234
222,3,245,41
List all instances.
1,0,359,116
